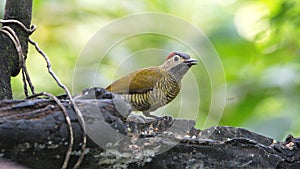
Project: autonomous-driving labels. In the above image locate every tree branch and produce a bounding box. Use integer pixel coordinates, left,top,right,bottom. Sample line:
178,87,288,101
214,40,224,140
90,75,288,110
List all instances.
0,88,299,169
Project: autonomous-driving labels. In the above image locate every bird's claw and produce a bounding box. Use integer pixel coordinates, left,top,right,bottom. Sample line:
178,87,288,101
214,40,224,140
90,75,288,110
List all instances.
126,114,146,123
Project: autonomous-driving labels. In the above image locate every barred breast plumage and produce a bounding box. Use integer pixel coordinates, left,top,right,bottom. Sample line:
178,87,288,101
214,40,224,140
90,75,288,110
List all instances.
121,74,180,113
106,52,197,117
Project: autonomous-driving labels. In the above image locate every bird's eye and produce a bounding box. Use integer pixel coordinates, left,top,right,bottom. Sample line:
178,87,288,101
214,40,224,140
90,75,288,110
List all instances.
174,55,180,62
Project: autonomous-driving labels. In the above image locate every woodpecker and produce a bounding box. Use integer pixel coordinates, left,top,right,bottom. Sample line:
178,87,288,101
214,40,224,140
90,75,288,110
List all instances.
106,52,197,117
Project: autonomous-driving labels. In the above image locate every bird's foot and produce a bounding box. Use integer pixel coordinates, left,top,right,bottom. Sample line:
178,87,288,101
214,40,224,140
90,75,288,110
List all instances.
142,111,158,119
144,114,174,124
155,115,174,124
127,114,146,124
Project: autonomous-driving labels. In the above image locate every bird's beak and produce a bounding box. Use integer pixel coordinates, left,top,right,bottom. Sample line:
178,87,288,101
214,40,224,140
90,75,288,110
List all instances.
184,59,198,67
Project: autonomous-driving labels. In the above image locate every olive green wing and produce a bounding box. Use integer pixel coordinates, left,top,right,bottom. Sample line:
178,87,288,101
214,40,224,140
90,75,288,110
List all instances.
106,67,164,94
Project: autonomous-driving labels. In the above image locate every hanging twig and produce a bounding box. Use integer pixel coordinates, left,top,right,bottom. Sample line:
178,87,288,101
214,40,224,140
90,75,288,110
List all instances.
26,92,74,169
0,19,87,169
0,19,36,33
0,23,35,96
28,39,87,169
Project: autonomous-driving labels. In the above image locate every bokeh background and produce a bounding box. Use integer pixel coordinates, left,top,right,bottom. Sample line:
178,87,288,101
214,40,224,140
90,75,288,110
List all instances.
1,0,299,140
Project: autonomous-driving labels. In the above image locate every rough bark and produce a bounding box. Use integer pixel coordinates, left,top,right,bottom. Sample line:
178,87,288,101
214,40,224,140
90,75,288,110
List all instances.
0,88,299,169
0,0,32,99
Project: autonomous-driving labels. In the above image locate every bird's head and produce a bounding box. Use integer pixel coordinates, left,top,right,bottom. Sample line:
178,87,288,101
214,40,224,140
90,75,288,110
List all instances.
162,52,197,81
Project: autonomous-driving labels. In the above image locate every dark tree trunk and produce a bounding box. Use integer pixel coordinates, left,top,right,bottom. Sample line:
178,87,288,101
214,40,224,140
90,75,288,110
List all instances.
0,0,32,99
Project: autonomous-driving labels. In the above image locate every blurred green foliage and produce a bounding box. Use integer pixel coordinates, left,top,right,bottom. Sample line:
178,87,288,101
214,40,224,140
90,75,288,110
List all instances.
3,0,300,140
